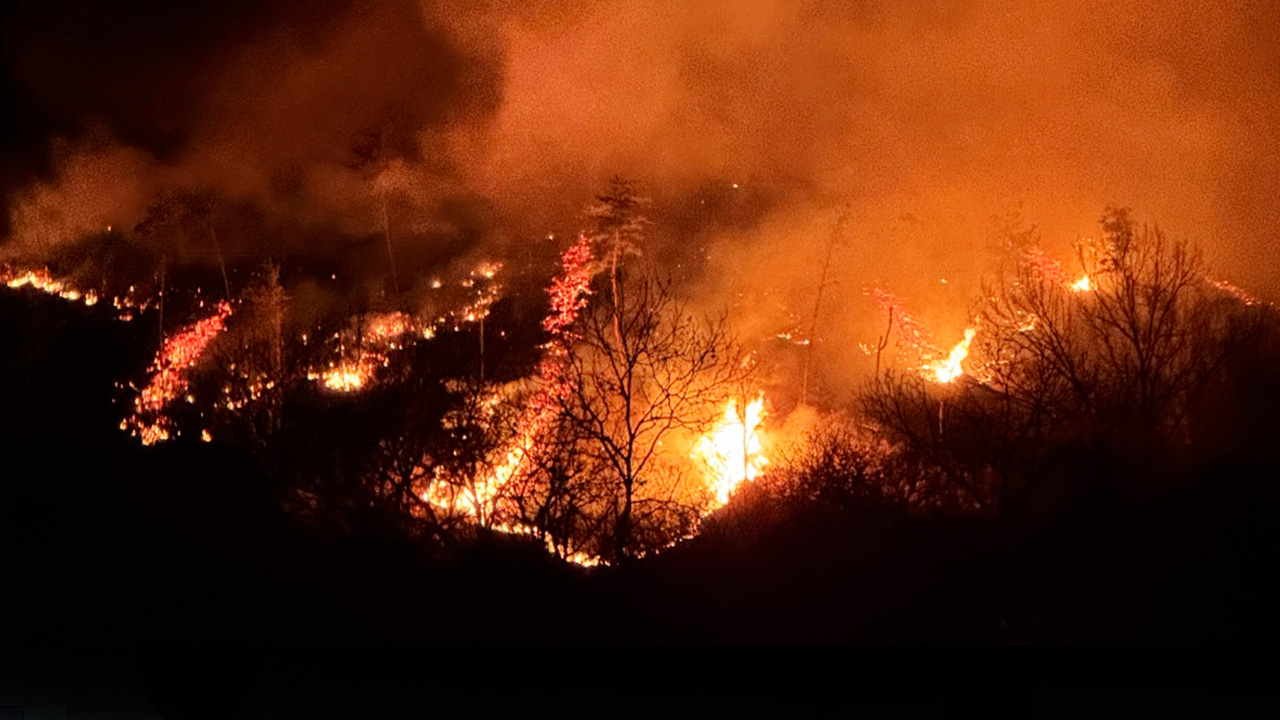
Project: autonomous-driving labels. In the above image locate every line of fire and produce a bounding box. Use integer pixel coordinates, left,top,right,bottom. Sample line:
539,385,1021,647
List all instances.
3,0,1279,644
5,196,1273,573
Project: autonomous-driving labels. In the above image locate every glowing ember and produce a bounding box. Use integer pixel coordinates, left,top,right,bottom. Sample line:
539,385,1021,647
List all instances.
426,235,594,523
363,311,412,342
927,327,976,384
871,287,981,384
1208,277,1265,307
869,287,935,362
490,521,603,567
694,394,769,508
305,269,502,393
125,302,233,445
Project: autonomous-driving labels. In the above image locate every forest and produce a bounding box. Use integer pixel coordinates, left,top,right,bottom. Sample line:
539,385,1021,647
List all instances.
3,190,1277,643
2,0,1279,646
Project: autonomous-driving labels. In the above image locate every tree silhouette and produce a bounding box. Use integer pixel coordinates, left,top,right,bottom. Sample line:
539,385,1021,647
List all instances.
862,208,1260,510
558,267,752,561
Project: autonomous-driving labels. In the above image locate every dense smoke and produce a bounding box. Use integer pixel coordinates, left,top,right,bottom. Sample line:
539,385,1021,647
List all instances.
2,0,1278,397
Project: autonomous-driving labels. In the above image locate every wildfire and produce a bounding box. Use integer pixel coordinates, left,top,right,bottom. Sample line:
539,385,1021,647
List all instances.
363,311,412,342
694,394,769,508
3,266,155,321
4,267,99,307
124,302,233,445
927,327,976,384
1070,275,1093,293
1024,247,1071,285
869,287,935,363
488,521,603,567
1208,277,1265,307
306,268,502,393
425,235,595,524
871,287,981,385
312,360,377,392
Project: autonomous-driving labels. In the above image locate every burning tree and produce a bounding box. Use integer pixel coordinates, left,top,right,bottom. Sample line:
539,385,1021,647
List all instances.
584,176,648,313
862,208,1260,511
555,266,753,562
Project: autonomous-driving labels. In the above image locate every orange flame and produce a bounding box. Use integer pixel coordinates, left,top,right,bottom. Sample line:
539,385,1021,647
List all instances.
125,302,233,445
313,359,378,392
305,268,502,394
426,235,594,524
4,267,99,306
927,327,976,384
694,394,769,508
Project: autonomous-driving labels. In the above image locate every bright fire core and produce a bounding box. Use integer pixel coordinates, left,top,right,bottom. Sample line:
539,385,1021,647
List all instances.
694,395,769,508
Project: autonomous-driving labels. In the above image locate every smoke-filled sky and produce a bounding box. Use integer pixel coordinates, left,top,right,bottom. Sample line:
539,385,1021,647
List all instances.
3,0,1279,395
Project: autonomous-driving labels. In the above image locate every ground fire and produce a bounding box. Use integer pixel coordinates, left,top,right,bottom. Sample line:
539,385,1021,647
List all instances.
124,301,233,446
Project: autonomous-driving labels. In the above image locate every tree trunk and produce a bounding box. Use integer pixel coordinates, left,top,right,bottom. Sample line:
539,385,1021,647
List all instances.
208,219,230,301
616,477,632,562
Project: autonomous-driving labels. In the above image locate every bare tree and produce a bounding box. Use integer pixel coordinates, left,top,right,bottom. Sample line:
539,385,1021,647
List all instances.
203,263,289,451
862,208,1253,510
499,408,613,560
558,267,753,561
976,209,1237,437
801,209,847,406
365,373,516,542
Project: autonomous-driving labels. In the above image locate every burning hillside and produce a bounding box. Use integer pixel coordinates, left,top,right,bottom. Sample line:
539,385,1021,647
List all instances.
2,1,1279,639
3,193,1275,568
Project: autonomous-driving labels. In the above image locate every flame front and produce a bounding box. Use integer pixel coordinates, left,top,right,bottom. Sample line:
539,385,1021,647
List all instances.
4,267,98,306
694,395,769,508
1070,275,1093,292
425,235,594,524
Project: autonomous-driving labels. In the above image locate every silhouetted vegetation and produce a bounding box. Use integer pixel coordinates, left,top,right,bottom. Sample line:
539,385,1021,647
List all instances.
3,207,1279,643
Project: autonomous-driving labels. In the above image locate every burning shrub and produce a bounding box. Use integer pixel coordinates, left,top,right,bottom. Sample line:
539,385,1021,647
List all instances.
766,416,978,516
862,208,1269,511
547,266,755,562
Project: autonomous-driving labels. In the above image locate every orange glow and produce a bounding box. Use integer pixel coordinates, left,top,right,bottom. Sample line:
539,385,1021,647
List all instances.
311,359,377,392
1208,277,1264,307
1070,275,1093,293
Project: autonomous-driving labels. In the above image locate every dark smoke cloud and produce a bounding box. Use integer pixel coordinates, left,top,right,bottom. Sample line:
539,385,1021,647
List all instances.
3,1,1279,397
0,0,501,279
